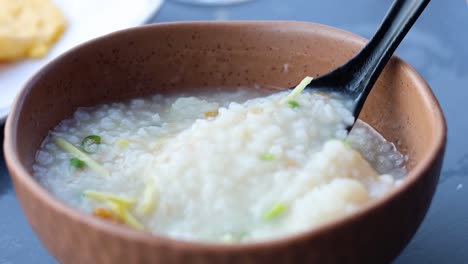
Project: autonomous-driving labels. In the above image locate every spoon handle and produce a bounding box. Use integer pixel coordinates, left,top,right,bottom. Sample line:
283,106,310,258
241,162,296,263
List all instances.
310,0,430,116
349,0,430,107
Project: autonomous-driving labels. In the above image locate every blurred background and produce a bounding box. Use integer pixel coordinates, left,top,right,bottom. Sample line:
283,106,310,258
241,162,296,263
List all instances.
1,0,467,263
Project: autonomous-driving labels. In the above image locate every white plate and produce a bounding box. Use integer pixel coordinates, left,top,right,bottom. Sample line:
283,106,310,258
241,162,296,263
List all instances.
0,0,164,123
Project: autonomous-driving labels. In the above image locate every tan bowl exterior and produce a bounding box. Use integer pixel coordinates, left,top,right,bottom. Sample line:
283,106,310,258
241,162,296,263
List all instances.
4,21,446,264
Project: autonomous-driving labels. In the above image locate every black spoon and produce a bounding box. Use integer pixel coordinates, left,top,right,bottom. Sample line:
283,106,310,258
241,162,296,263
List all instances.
302,0,430,128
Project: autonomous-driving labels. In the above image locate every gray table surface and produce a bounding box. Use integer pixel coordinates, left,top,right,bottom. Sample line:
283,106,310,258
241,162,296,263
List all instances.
1,0,467,263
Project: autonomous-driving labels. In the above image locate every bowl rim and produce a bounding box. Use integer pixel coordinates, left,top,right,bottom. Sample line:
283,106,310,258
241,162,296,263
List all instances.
4,20,447,253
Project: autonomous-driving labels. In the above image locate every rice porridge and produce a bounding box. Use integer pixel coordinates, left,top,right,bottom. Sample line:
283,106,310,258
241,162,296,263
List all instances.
33,78,406,243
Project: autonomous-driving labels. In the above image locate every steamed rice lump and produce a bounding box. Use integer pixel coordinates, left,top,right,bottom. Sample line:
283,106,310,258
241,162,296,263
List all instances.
33,77,406,242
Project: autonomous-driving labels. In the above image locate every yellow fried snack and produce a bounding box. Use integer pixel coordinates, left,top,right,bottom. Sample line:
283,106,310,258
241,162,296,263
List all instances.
0,0,66,61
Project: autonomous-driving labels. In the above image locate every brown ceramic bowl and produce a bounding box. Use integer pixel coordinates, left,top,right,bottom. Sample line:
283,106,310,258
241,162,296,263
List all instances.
4,21,445,263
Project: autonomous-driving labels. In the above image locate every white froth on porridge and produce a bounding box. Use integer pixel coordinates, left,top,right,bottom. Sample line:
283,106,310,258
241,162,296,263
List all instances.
33,81,406,242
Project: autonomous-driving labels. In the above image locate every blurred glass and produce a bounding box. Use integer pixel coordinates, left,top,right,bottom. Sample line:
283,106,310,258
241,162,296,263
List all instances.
172,0,252,5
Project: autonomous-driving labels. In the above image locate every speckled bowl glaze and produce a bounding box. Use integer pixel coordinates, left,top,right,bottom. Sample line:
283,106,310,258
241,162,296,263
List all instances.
4,21,446,263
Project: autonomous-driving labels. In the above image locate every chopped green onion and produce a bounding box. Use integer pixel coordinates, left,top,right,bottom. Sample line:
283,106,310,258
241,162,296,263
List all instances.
85,190,143,230
115,138,130,149
342,140,350,147
283,76,313,102
221,233,235,243
329,138,351,148
221,232,245,243
287,100,300,108
137,181,158,215
107,200,144,230
120,207,144,230
81,135,101,153
263,202,286,221
54,137,109,176
84,190,135,208
70,157,85,169
260,153,275,161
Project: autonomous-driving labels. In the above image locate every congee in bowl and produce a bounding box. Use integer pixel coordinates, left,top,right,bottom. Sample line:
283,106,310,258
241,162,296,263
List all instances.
33,77,406,243
4,21,446,263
